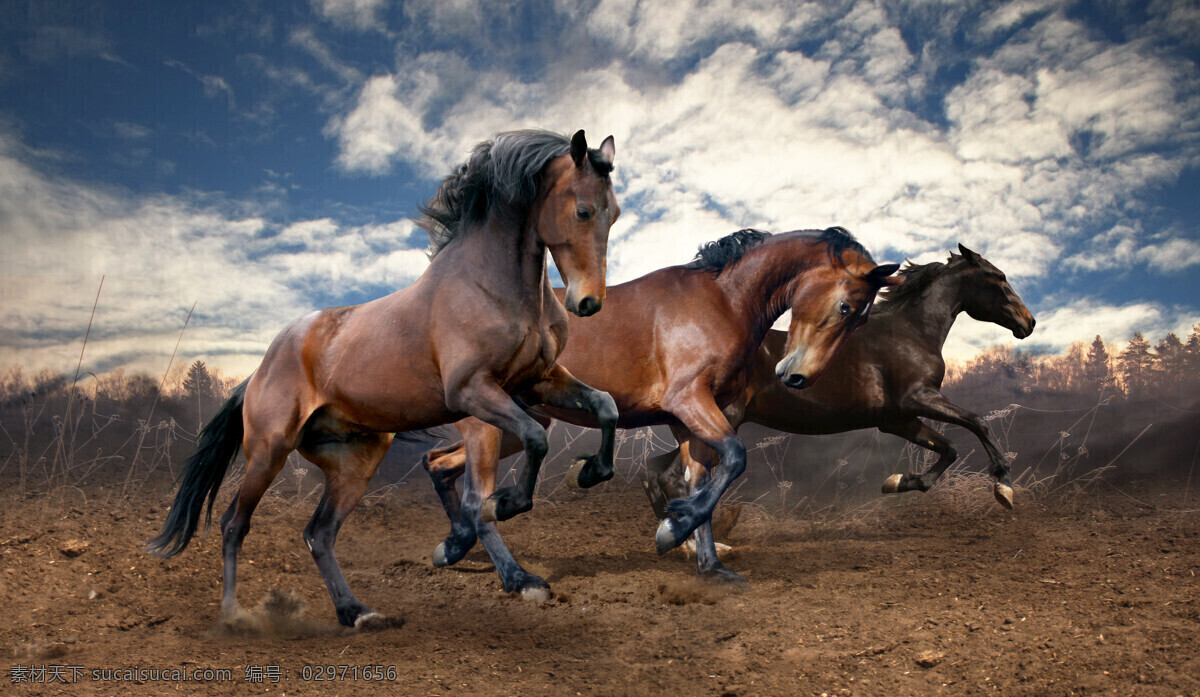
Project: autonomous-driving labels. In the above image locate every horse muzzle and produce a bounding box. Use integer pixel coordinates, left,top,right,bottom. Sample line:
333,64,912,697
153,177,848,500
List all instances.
1011,314,1036,339
775,352,811,389
568,294,603,317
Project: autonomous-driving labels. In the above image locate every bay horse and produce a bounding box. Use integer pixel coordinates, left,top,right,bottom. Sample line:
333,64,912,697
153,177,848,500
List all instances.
422,227,901,593
147,130,621,628
644,244,1036,529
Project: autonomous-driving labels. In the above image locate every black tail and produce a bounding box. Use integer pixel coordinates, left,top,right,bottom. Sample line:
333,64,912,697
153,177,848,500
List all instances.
146,381,247,557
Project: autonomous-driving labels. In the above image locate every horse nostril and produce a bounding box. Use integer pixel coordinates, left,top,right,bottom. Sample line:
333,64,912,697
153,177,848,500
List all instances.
785,374,808,389
1029,317,1036,330
576,296,601,317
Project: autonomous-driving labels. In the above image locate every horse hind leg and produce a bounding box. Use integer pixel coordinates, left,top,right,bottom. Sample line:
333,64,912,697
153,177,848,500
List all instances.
880,419,957,495
220,435,291,622
301,433,396,629
421,442,476,567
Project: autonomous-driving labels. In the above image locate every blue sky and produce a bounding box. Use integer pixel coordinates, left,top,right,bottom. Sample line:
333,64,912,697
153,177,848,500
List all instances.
1,0,1198,379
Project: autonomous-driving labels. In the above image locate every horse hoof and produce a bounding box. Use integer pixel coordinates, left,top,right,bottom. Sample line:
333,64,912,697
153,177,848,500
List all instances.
655,518,682,555
565,457,587,489
701,568,749,588
882,473,904,494
481,497,499,523
354,612,403,632
994,483,1014,509
520,586,552,603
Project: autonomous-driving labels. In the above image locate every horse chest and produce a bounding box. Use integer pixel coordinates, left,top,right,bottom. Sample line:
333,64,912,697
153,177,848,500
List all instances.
503,323,562,381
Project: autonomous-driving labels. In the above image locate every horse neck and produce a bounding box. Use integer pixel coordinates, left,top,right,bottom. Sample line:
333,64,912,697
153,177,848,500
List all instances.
896,268,967,350
716,243,814,346
454,210,548,314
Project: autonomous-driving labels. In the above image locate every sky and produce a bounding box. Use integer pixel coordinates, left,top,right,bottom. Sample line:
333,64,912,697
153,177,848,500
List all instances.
1,0,1198,380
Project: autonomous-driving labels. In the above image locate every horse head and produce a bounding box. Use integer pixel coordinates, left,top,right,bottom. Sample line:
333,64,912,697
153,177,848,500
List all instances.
774,229,901,388
536,130,619,317
955,243,1036,339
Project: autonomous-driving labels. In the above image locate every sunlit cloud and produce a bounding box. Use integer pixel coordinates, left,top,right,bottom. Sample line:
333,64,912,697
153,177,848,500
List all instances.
2,1,1198,378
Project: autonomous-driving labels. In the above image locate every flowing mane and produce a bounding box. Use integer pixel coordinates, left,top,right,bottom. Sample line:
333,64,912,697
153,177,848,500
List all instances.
686,225,871,275
686,229,771,272
807,225,872,265
418,130,613,258
876,253,966,313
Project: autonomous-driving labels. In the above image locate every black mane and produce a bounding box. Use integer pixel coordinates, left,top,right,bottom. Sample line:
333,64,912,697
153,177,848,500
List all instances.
686,229,771,273
418,130,611,258
686,226,872,275
877,252,966,312
808,225,872,266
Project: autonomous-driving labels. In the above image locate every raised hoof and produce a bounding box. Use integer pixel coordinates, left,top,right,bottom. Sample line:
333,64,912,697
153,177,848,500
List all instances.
700,566,750,589
565,457,588,489
882,473,904,494
994,482,1014,509
655,517,684,555
353,612,404,632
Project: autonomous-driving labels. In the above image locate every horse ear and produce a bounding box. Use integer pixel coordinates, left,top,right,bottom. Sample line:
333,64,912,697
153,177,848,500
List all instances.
597,135,616,164
571,130,588,167
867,263,903,287
958,243,982,265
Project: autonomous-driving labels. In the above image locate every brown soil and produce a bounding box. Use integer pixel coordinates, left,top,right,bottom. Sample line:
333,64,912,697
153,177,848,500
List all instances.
2,478,1199,696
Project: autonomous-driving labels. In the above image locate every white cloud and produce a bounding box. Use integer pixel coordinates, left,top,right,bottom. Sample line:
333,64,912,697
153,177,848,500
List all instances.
1137,237,1200,273
0,136,427,377
312,0,389,31
321,3,1198,296
5,1,1200,376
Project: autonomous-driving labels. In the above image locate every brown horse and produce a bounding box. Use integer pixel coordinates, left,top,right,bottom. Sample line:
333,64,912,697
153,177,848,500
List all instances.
148,130,621,627
423,227,901,593
644,244,1036,527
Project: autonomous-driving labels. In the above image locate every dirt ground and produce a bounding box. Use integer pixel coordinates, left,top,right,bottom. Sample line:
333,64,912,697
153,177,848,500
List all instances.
2,473,1199,697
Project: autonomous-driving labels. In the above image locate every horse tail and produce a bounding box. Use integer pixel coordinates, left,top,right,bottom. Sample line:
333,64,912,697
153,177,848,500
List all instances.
146,380,247,557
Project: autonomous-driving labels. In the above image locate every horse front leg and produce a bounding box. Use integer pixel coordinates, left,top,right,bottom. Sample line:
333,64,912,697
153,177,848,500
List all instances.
424,423,533,567
455,418,551,599
655,386,745,559
449,378,550,523
879,417,958,494
908,389,1014,508
523,364,618,490
672,431,745,587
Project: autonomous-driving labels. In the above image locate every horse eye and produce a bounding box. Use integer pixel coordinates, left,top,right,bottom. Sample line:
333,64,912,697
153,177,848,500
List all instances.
576,206,593,221
839,302,851,317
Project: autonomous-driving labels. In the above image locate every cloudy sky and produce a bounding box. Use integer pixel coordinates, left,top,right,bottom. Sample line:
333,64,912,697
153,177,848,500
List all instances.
1,0,1198,379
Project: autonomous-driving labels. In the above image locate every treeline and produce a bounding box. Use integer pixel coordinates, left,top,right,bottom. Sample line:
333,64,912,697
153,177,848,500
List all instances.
0,360,240,415
0,360,243,492
947,324,1200,404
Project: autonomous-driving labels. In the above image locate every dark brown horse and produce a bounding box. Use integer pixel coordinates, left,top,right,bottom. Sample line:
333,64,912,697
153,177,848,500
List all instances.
644,244,1036,527
148,130,621,627
423,228,900,593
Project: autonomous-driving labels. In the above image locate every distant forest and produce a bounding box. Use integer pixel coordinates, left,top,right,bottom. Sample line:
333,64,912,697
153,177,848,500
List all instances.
946,325,1200,403
1,323,1198,497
